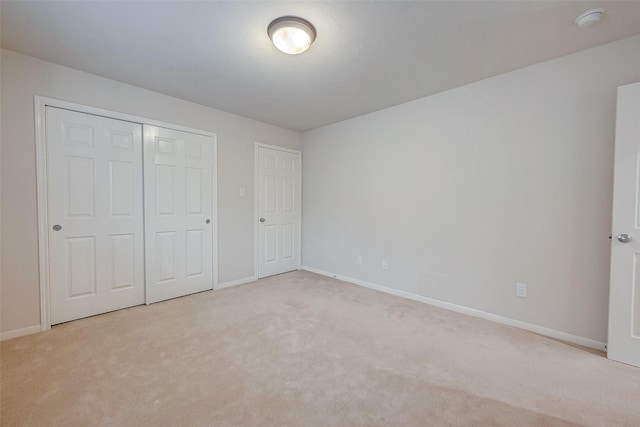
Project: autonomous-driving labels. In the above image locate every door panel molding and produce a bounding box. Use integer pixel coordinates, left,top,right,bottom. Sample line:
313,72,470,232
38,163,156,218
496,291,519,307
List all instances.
35,96,218,330
254,143,302,279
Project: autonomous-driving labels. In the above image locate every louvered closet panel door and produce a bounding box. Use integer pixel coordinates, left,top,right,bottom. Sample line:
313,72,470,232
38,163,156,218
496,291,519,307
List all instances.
144,125,214,303
47,107,145,324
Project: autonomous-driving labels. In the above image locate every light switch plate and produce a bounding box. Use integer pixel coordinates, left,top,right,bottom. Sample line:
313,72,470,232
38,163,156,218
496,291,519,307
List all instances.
516,282,528,298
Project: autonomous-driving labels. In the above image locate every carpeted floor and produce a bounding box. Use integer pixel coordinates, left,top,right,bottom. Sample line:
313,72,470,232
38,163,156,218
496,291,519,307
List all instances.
1,271,639,426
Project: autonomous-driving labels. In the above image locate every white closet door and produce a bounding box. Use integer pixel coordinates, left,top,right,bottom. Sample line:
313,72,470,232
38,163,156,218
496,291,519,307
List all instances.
608,82,640,367
144,125,214,303
257,146,301,278
47,107,145,324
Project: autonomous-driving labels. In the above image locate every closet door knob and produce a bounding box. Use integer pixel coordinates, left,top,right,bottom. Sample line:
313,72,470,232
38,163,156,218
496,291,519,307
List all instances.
259,218,265,223
617,233,632,243
52,225,62,231
205,219,211,224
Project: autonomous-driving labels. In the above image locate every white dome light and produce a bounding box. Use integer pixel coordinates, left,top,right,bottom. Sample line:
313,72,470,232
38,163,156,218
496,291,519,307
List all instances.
268,16,316,55
575,8,605,28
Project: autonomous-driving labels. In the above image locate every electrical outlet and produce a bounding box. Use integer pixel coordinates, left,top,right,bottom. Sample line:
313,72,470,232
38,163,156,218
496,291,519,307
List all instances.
382,260,388,270
356,256,363,265
516,282,528,298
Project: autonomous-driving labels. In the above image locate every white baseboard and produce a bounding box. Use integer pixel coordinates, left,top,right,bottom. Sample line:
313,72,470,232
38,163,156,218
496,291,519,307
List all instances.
215,275,257,290
301,266,607,352
0,324,42,341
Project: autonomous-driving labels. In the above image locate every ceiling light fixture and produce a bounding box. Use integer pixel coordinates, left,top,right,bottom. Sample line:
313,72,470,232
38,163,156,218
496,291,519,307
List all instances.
268,16,316,55
575,8,605,28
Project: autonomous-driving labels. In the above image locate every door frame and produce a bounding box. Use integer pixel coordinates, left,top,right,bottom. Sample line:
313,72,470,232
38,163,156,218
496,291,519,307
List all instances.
254,142,302,279
35,96,218,331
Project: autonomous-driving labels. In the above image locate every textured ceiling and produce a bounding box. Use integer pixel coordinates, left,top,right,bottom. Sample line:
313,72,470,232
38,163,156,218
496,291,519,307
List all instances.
2,1,640,132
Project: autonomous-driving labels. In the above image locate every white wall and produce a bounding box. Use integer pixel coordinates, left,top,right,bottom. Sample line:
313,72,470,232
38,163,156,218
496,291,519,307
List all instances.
0,49,301,334
302,35,640,344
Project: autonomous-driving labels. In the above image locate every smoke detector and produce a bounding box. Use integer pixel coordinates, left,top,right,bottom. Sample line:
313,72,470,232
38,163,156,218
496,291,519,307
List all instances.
575,8,605,28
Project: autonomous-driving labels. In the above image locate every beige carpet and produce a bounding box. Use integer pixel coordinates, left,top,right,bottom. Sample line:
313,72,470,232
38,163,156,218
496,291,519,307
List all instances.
1,271,639,426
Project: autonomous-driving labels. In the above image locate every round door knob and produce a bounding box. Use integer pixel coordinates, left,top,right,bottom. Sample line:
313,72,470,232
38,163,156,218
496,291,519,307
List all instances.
617,233,632,243
52,225,62,231
259,218,265,223
205,219,211,224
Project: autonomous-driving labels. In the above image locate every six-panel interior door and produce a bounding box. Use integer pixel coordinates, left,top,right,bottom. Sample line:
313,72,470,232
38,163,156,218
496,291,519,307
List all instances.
144,125,214,303
257,146,301,278
46,107,145,324
608,81,640,368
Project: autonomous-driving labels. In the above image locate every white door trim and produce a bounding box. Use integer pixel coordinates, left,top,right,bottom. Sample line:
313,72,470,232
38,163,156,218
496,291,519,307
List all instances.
254,143,302,279
34,96,218,331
